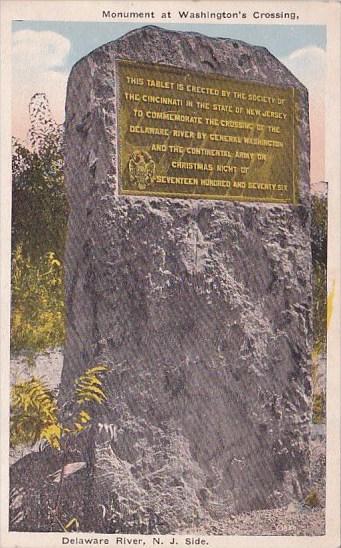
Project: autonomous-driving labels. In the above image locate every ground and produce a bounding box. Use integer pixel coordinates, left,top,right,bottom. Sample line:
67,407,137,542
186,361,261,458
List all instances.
9,349,326,535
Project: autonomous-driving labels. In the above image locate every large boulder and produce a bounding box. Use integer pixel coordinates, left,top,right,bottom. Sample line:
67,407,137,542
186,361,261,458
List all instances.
61,26,312,532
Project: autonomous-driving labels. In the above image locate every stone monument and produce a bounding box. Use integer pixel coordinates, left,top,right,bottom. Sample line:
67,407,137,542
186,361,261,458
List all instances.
62,26,312,532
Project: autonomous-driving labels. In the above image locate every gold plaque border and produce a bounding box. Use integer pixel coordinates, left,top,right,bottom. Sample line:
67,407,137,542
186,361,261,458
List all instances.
116,59,299,205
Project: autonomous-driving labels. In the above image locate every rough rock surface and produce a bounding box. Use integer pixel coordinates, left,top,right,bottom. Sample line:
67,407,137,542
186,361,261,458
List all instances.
60,26,312,532
9,429,325,534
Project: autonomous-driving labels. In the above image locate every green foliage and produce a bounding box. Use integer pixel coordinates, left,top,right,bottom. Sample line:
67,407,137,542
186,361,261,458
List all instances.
312,263,327,355
311,194,327,268
10,363,109,532
12,135,67,262
10,365,109,450
11,246,65,353
312,392,326,424
10,378,60,448
11,100,68,355
311,193,327,354
304,490,320,508
75,365,108,405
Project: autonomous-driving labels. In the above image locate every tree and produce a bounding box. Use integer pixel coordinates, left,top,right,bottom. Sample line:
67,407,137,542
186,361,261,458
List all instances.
11,94,68,354
12,94,67,262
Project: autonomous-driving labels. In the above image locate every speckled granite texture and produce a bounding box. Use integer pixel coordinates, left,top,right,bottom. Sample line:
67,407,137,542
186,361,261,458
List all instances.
60,26,312,531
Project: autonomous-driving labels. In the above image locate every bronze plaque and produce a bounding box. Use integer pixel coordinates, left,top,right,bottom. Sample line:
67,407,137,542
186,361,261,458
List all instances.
117,60,298,203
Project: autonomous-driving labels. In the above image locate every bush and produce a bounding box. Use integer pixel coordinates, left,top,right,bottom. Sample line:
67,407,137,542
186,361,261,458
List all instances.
10,365,108,451
11,247,65,354
312,392,326,424
311,193,327,354
11,95,68,355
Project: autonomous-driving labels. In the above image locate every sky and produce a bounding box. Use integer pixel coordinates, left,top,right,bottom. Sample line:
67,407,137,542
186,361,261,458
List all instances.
12,21,326,182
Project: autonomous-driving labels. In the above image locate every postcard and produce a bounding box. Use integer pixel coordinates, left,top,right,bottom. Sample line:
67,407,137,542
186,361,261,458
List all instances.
0,2,340,547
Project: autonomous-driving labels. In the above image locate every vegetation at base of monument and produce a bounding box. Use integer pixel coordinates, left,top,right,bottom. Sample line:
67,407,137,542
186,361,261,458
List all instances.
11,94,68,356
10,365,108,531
304,489,320,508
11,247,65,355
312,391,326,424
311,192,327,424
10,365,108,450
311,193,327,355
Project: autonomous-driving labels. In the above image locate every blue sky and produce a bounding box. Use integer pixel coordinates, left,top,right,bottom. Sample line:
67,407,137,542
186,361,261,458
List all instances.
13,21,326,70
12,21,326,181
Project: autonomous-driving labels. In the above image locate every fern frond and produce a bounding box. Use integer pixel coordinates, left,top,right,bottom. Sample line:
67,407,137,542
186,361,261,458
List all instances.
41,423,62,449
77,376,103,387
79,410,91,423
69,409,92,434
84,365,108,374
74,365,108,405
11,378,57,416
77,383,106,398
77,393,104,405
10,378,61,449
